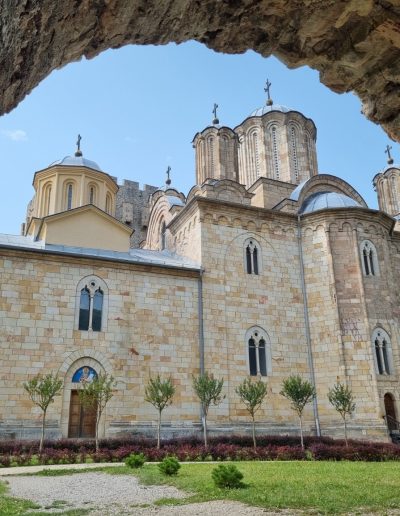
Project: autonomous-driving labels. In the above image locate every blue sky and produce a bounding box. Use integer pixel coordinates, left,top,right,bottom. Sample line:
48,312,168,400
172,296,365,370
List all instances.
0,41,397,235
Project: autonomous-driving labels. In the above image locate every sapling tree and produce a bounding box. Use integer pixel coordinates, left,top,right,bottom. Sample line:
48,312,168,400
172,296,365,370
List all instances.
236,377,268,448
280,375,316,449
193,372,225,448
23,373,63,453
145,375,175,449
78,373,115,452
328,382,355,446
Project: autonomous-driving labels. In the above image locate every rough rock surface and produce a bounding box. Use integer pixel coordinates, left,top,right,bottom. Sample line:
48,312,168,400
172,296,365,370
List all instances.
0,1,399,140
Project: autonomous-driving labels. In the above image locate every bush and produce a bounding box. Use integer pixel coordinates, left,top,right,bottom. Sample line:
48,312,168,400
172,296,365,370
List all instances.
125,452,147,468
212,464,244,488
158,456,181,476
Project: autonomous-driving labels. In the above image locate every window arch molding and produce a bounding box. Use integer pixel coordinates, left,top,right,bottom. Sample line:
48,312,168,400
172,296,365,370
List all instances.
41,182,53,216
245,326,272,377
372,327,393,376
243,236,262,275
74,275,109,332
63,180,77,211
87,182,98,206
360,240,379,277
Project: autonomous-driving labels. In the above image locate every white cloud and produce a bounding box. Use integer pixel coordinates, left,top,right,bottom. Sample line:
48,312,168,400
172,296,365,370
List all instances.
1,129,28,141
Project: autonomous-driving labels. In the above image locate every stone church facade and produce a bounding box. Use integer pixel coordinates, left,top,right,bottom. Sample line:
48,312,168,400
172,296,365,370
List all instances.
1,99,400,442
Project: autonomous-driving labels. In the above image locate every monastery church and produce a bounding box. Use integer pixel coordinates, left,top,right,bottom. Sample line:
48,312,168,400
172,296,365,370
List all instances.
1,92,400,442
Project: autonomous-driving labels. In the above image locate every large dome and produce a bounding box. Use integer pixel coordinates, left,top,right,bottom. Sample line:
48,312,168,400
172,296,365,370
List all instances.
300,191,362,214
49,155,102,172
250,104,291,117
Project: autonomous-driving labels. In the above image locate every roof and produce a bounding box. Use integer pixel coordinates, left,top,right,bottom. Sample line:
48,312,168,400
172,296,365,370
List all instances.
48,155,102,172
0,234,200,270
300,191,362,214
250,104,291,117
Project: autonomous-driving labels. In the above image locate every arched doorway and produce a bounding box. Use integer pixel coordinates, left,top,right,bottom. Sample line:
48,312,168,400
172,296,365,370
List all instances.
384,393,397,431
68,366,98,438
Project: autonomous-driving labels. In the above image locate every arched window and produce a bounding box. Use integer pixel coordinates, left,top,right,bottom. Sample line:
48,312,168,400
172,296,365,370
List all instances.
42,183,52,216
76,277,107,332
65,183,74,210
244,238,260,275
360,240,379,277
88,184,97,205
246,327,271,377
271,125,280,180
290,125,299,181
105,193,113,215
372,328,393,375
208,136,215,176
160,221,166,250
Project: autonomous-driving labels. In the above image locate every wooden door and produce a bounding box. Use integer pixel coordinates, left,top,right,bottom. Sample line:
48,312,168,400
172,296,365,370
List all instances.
68,390,96,438
384,393,397,431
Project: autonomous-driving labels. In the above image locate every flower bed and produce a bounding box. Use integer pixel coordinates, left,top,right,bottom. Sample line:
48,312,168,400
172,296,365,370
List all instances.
0,435,399,467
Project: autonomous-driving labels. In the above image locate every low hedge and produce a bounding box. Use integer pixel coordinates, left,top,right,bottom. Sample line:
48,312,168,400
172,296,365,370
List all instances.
0,435,399,467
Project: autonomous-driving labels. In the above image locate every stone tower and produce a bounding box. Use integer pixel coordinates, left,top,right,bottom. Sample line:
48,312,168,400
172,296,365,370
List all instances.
192,101,318,188
373,162,400,218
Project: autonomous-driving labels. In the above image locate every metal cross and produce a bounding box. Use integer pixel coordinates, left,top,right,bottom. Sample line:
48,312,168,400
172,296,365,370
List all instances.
166,166,171,186
264,79,272,100
76,134,82,151
385,144,393,164
212,103,218,119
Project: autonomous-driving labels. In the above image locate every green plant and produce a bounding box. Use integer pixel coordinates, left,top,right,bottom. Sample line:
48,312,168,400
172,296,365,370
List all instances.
125,452,147,469
23,373,63,453
145,375,175,449
280,375,316,449
235,377,268,448
328,382,356,446
212,463,244,488
192,372,225,447
78,373,116,452
158,456,181,476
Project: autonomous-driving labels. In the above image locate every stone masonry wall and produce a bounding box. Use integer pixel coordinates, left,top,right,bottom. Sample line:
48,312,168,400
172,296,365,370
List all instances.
0,249,200,439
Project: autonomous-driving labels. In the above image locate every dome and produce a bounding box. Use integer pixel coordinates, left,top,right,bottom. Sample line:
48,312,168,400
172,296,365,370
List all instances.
300,191,362,214
49,155,102,172
250,104,291,117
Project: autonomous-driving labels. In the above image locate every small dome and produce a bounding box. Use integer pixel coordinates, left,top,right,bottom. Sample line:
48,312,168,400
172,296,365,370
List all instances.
250,104,291,117
49,155,102,172
300,191,362,214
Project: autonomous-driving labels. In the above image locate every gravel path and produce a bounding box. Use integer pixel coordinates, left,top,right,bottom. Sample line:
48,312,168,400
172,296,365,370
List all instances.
3,472,271,515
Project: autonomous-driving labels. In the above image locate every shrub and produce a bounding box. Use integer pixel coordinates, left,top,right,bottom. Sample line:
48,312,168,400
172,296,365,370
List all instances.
212,464,244,488
158,456,181,476
125,452,147,468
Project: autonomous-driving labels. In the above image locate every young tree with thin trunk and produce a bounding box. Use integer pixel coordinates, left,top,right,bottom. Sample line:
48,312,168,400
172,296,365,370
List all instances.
193,372,224,448
78,373,115,453
145,375,175,449
280,375,316,449
23,373,63,453
328,382,355,446
236,377,268,448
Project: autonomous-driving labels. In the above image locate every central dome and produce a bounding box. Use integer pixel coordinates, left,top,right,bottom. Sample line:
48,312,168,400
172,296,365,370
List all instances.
250,104,291,117
300,191,362,214
49,155,102,172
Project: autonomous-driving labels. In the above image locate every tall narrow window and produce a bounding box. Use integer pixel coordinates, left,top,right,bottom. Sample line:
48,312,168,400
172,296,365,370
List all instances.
245,239,260,275
89,186,95,204
77,278,106,332
160,221,166,250
78,287,90,330
208,137,215,177
360,240,378,277
246,328,270,377
43,183,52,216
271,126,280,179
105,193,112,214
290,125,299,181
373,328,392,375
67,184,73,210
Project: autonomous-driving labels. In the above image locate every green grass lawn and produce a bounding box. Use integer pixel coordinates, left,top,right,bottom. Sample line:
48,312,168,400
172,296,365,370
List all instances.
0,480,39,516
112,461,400,514
3,461,400,514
